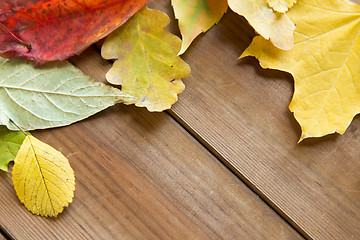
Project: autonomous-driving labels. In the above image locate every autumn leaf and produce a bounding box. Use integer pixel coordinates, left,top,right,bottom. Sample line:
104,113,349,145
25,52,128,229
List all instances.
228,0,295,50
0,126,25,172
172,0,228,54
0,57,136,131
12,135,75,217
267,0,297,12
241,0,360,140
102,7,191,112
0,0,148,64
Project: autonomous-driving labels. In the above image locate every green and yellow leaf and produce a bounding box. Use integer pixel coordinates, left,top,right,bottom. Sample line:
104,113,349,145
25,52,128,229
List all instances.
172,0,228,54
102,7,191,112
12,136,75,217
228,0,295,50
0,127,25,172
241,0,360,140
267,0,297,13
0,57,136,131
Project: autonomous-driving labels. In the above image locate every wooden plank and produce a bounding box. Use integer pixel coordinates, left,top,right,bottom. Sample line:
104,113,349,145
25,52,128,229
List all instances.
142,1,360,239
0,55,302,238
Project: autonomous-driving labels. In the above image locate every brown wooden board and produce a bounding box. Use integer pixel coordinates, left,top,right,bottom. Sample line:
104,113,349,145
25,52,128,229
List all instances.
0,51,302,239
0,0,358,239
144,0,360,239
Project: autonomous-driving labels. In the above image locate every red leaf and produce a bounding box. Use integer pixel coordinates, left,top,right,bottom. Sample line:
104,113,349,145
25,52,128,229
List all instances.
0,0,148,64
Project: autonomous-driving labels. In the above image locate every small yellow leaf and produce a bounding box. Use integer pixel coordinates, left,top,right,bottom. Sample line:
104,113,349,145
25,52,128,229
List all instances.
241,0,360,141
102,7,191,112
12,136,75,217
172,0,228,54
228,0,295,50
267,0,297,13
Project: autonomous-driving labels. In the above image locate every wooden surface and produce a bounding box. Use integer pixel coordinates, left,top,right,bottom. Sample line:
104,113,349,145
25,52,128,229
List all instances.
165,1,360,239
0,0,359,239
0,53,302,239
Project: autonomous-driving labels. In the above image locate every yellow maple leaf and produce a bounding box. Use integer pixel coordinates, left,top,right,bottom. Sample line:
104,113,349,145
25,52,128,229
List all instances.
228,0,295,50
172,0,228,54
241,0,360,141
12,136,75,217
267,0,297,13
102,7,191,112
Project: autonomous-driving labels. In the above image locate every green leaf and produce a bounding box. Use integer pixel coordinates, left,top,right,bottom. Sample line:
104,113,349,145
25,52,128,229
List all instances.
172,0,228,54
0,57,136,131
102,7,191,112
0,126,25,172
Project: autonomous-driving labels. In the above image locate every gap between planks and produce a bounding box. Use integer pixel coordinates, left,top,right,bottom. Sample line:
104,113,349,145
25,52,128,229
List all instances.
68,45,304,239
86,41,307,238
0,226,11,240
93,0,360,237
151,1,360,239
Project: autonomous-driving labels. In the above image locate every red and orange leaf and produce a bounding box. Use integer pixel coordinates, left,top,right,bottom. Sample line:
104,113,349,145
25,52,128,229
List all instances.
0,0,148,64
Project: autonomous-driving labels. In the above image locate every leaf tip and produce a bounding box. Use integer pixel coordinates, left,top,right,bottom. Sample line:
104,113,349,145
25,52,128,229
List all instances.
177,45,187,56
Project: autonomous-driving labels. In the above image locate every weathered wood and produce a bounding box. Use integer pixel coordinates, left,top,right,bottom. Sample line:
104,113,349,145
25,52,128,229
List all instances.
1,0,358,239
144,1,360,239
0,53,302,239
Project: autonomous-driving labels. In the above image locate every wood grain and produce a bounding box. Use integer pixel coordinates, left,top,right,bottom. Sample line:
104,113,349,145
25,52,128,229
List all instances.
144,1,360,239
0,54,302,238
1,0,358,239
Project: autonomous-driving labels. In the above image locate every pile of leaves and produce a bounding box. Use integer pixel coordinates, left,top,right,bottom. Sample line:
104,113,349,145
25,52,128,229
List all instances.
0,0,359,217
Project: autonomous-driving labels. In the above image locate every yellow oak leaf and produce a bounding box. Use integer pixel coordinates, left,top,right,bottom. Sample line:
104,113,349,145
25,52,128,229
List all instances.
228,0,295,50
172,0,228,54
267,0,297,13
102,7,191,112
241,0,360,141
12,136,75,217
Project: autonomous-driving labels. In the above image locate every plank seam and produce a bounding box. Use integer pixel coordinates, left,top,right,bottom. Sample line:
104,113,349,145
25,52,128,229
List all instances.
89,42,308,239
166,109,309,240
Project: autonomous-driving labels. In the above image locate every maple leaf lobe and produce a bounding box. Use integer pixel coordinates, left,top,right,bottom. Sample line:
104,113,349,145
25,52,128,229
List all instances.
242,0,360,140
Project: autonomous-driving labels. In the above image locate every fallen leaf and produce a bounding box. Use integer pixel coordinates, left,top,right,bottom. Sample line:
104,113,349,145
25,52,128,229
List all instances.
0,0,148,65
102,7,191,112
228,0,295,50
267,0,297,12
172,0,228,54
241,0,360,140
0,57,136,131
12,135,75,217
0,126,25,172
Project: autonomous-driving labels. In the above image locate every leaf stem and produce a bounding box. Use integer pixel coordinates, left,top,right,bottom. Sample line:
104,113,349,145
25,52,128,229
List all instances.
9,119,28,137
